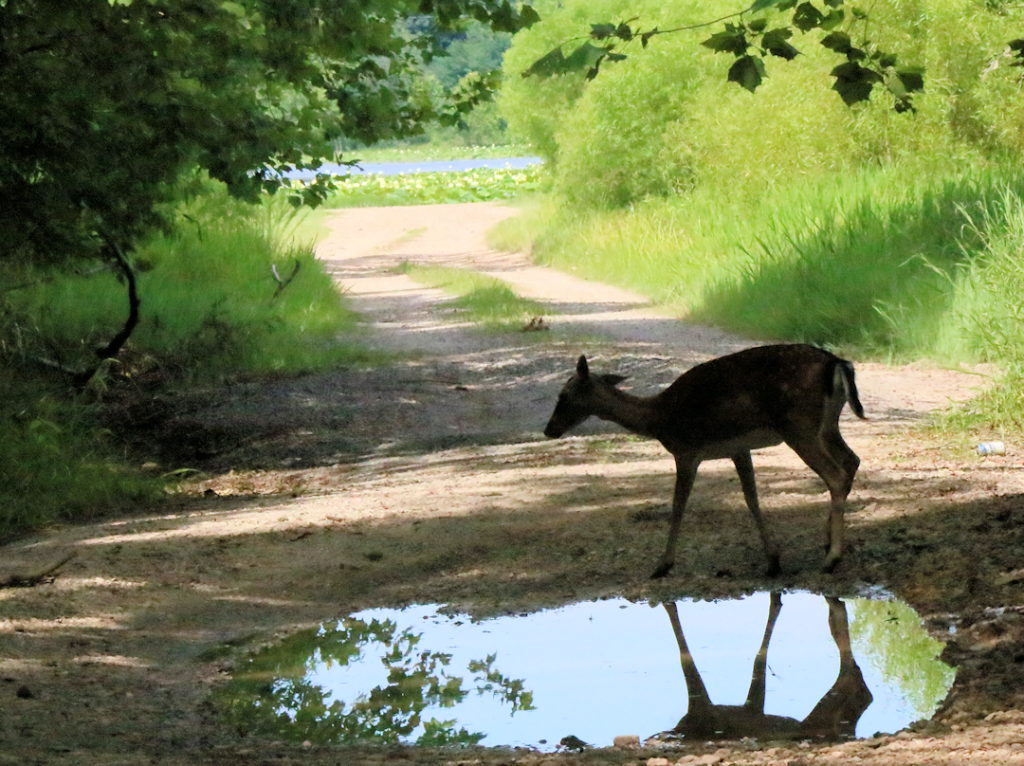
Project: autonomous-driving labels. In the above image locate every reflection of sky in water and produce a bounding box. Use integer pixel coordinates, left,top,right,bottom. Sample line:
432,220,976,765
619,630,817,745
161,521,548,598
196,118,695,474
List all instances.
306,593,953,749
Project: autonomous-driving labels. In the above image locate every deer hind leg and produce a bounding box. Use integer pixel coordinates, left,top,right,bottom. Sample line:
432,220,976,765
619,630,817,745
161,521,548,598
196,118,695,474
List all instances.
820,426,860,553
652,458,699,579
732,451,781,576
785,430,859,574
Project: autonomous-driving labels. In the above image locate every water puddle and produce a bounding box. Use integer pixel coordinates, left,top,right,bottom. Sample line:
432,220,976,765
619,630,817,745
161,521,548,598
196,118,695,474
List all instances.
213,592,954,750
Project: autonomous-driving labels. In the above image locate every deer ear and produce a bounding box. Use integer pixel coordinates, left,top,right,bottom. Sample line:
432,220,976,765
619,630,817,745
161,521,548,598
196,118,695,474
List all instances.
576,355,590,379
602,374,627,387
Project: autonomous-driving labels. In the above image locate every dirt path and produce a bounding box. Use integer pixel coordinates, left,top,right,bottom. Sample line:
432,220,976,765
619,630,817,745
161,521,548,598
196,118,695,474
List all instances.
3,202,1024,765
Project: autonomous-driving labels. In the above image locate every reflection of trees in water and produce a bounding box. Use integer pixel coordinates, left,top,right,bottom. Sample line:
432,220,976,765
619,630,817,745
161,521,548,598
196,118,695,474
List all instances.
658,594,873,743
212,617,534,746
849,599,955,718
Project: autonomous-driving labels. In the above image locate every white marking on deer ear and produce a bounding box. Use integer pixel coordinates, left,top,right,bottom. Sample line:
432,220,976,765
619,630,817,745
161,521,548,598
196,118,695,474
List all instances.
576,355,589,378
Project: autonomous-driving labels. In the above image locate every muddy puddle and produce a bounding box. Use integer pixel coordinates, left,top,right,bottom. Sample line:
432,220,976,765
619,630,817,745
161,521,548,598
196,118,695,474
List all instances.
214,592,954,751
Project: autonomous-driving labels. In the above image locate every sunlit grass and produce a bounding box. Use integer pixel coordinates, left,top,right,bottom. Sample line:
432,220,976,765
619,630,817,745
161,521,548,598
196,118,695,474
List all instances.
398,263,549,330
7,189,373,382
509,161,1024,433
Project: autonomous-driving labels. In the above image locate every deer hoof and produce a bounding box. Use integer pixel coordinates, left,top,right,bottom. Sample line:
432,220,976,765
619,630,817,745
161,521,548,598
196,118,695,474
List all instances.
650,561,674,579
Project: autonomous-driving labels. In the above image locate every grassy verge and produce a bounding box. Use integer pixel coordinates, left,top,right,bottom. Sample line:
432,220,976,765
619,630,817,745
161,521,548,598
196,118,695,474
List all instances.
507,163,1024,431
398,263,548,330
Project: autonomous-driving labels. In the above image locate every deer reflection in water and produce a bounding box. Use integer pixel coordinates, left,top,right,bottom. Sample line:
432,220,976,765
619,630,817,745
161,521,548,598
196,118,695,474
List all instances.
656,594,873,743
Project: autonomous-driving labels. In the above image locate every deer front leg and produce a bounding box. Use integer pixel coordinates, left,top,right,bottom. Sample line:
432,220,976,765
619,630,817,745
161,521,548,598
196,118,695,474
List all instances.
652,458,699,579
822,504,846,573
732,451,782,576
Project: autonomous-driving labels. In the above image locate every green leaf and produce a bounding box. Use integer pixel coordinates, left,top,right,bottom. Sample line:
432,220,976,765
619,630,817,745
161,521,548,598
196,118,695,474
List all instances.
641,28,659,48
763,28,799,60
590,23,617,40
728,55,767,93
564,42,610,72
820,31,852,54
751,0,798,10
792,2,825,32
748,19,769,33
520,47,568,78
894,67,925,93
702,25,749,56
831,60,882,105
823,0,845,7
519,5,541,28
820,9,845,30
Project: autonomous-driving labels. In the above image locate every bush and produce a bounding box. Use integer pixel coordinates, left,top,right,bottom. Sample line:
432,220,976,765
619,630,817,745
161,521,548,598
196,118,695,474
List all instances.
500,0,1020,209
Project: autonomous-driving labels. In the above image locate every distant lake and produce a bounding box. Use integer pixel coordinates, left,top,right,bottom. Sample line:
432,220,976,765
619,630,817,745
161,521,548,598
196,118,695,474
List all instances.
283,157,542,180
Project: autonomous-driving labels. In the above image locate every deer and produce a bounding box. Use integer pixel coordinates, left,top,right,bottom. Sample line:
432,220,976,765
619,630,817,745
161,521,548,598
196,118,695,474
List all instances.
543,344,866,578
657,593,872,742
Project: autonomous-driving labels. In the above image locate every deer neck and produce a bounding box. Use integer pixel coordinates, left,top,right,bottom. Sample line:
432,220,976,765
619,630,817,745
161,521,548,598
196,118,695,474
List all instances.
593,386,663,439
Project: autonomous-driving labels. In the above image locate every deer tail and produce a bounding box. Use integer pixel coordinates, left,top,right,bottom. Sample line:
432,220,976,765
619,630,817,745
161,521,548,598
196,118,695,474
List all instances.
834,360,866,419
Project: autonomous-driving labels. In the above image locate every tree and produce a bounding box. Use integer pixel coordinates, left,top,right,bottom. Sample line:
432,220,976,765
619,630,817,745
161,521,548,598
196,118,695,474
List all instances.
0,0,537,372
522,0,924,112
0,0,538,267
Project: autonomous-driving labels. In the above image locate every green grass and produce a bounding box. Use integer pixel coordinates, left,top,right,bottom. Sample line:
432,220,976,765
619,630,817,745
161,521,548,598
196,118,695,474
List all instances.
7,189,373,382
0,379,163,541
0,181,375,539
520,164,1024,357
324,165,544,208
398,263,549,330
510,162,1024,433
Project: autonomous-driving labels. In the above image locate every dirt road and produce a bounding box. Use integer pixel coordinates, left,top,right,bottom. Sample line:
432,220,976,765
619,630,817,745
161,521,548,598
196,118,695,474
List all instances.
3,202,1024,765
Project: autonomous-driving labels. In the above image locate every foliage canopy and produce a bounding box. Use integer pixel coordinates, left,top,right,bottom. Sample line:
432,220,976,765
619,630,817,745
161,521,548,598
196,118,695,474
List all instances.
0,0,539,268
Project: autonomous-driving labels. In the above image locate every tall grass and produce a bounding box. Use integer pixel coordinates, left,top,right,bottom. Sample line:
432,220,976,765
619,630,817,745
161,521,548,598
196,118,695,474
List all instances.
510,162,1024,430
7,189,369,382
931,188,1024,433
520,164,1024,356
691,169,1024,360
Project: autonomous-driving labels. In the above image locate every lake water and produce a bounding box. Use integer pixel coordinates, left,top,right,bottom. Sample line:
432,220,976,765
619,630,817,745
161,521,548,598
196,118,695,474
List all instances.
283,157,542,180
213,592,954,750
